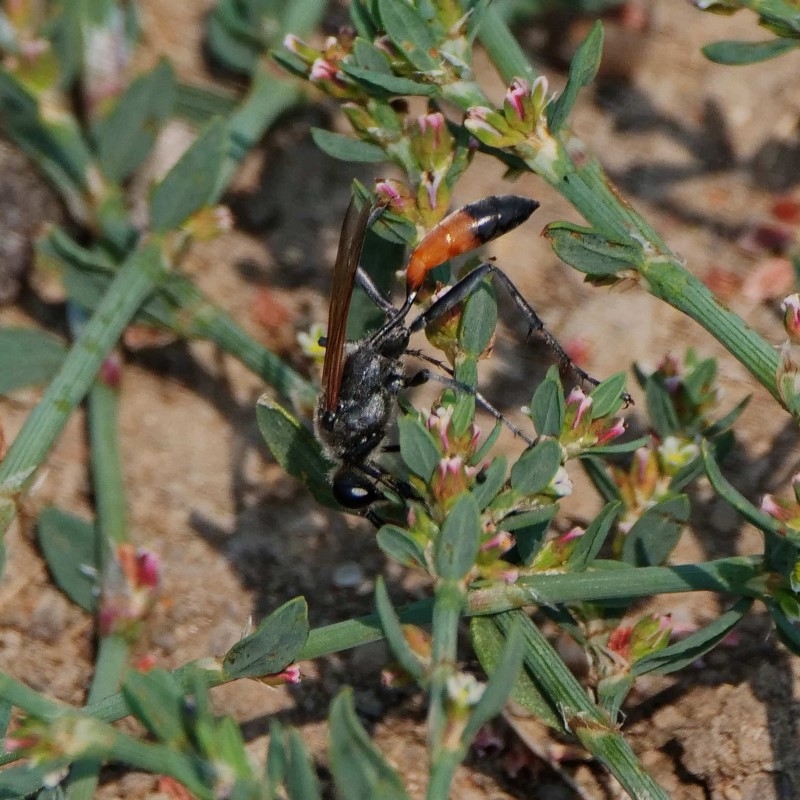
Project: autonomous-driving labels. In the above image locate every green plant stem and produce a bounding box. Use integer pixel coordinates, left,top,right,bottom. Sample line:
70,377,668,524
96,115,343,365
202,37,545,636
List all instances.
160,274,317,408
0,245,167,538
475,10,783,405
0,555,763,772
427,581,464,751
494,611,669,799
70,376,131,800
88,377,127,546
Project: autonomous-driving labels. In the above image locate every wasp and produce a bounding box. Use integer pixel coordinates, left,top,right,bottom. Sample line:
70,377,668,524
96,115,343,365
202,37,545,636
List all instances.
315,194,601,512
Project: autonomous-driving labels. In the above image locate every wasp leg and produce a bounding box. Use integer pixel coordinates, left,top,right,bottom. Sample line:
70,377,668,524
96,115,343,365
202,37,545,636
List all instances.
405,368,535,446
355,266,396,316
408,261,632,405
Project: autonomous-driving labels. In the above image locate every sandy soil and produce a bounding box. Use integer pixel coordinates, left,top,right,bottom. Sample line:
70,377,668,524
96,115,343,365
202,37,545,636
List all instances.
1,1,800,798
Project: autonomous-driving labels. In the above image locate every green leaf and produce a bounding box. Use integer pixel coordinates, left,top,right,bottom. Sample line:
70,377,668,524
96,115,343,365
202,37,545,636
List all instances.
701,442,786,539
645,373,679,438
529,366,564,436
568,502,620,570
621,495,690,566
0,328,67,394
597,674,634,722
547,21,604,134
286,728,322,800
459,281,497,358
122,669,187,746
264,720,287,792
377,0,439,71
36,507,99,613
473,456,507,510
470,420,502,466
206,13,259,74
583,436,650,456
510,438,562,496
353,38,393,72
398,414,440,481
340,63,438,97
223,597,309,680
150,117,228,233
462,623,524,742
256,397,337,508
434,493,480,580
350,0,381,39
632,598,753,677
589,371,627,419
329,690,409,800
281,0,327,38
683,357,716,406
310,127,387,163
580,454,622,503
702,37,800,65
544,222,644,278
503,505,556,565
376,525,427,569
94,59,176,183
375,579,426,682
470,616,563,730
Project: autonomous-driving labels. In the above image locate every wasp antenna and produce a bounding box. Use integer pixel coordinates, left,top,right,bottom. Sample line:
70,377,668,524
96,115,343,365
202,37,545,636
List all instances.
405,195,539,293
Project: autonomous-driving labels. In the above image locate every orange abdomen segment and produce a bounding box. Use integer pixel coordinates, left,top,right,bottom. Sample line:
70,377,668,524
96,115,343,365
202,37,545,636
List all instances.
405,195,539,292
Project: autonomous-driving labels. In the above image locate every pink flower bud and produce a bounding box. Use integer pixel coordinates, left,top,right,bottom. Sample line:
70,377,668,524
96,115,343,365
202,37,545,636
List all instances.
782,294,800,342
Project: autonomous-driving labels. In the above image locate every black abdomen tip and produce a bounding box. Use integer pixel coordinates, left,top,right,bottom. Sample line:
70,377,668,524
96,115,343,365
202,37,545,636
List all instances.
467,195,539,243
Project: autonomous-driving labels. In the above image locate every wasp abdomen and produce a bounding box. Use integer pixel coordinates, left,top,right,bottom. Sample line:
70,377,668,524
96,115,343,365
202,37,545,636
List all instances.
406,195,539,291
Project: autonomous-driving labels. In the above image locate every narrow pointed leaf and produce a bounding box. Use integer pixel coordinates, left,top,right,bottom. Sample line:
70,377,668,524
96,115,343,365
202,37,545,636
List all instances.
340,63,437,97
529,366,564,436
310,127,386,162
568,502,620,570
632,598,753,676
256,397,337,508
150,117,228,233
122,669,187,746
473,456,507,510
329,690,409,800
377,0,439,71
37,507,99,613
377,525,427,569
375,579,426,682
589,371,627,419
702,37,800,65
462,623,524,742
547,21,604,134
286,728,322,800
621,495,690,566
434,493,480,580
510,438,562,496
470,616,562,730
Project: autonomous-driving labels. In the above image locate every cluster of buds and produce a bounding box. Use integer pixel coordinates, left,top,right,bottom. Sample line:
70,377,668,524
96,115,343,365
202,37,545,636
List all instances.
606,613,672,667
777,295,800,414
283,33,360,100
612,446,673,532
464,77,551,152
6,714,105,768
409,112,460,218
529,526,584,571
425,404,481,510
256,663,302,687
559,388,626,457
98,543,160,639
761,474,800,536
651,351,721,435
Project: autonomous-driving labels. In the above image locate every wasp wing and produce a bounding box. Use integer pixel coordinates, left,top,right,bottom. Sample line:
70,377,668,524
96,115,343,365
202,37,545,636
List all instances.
321,197,373,413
